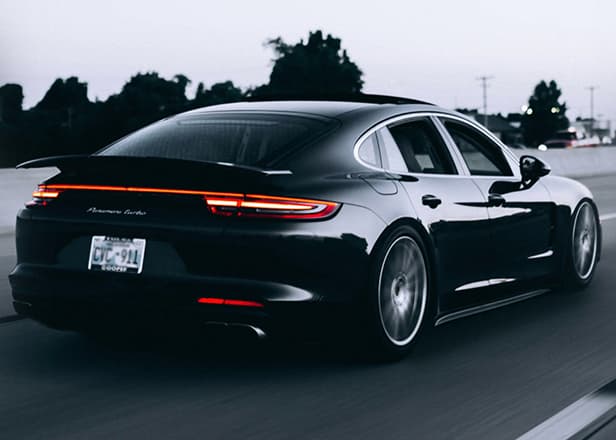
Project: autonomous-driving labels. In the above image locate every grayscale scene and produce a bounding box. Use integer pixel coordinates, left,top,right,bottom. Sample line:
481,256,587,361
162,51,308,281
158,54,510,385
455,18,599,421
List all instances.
1,0,615,439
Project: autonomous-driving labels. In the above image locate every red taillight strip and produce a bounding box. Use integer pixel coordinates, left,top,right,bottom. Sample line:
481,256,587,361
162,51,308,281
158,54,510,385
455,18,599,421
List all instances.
35,184,340,219
238,201,312,211
197,297,264,308
204,193,339,219
41,184,242,198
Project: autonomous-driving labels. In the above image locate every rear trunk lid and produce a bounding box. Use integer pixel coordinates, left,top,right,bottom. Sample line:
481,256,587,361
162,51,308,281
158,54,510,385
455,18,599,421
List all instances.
19,155,294,224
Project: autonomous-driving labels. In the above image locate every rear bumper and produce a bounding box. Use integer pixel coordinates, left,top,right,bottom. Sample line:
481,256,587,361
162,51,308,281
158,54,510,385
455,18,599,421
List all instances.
11,202,385,334
9,263,334,334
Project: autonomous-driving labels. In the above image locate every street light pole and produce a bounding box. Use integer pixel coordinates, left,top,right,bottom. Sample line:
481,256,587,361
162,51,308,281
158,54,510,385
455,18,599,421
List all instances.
477,76,493,128
586,85,598,136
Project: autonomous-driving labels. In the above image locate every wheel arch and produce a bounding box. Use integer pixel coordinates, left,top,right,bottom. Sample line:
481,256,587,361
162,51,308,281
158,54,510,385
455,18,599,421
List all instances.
554,197,602,284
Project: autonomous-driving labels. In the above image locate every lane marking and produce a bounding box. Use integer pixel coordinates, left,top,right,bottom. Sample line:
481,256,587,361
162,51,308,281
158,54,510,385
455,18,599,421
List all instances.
516,379,616,440
600,212,616,222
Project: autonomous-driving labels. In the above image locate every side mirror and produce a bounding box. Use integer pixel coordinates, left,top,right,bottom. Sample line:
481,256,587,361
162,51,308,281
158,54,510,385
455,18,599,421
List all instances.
520,155,550,183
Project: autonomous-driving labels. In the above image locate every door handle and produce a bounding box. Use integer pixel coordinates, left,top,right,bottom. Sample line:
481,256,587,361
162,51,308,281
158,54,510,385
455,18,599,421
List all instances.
488,193,506,207
422,194,442,209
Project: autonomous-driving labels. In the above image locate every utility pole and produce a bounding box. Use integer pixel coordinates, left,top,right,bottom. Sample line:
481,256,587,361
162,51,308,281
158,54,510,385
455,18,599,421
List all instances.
586,85,598,136
477,76,493,128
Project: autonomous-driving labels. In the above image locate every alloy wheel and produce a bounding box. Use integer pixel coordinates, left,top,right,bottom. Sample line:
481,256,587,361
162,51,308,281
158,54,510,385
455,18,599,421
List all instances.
377,236,428,346
572,201,598,280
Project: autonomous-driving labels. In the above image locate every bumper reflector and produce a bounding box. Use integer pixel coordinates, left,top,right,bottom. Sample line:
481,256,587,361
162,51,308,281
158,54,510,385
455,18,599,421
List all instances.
197,297,264,308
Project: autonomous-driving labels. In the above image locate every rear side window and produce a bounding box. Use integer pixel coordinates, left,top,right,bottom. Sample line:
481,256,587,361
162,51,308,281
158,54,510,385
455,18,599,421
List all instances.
387,119,456,174
376,128,408,173
99,113,332,167
442,120,512,176
357,133,382,168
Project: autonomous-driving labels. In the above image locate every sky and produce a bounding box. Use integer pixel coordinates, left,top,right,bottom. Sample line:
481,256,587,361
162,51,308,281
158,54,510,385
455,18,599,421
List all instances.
1,0,615,129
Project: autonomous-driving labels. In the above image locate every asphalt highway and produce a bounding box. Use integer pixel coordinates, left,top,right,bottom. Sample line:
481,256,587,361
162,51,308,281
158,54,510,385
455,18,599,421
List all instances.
1,174,616,440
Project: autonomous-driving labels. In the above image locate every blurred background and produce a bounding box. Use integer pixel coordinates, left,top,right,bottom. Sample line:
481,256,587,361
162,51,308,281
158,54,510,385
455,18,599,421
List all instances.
0,0,614,166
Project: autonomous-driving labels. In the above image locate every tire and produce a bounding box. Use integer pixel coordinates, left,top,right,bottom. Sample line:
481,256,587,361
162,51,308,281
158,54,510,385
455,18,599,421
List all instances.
562,200,600,290
362,226,433,361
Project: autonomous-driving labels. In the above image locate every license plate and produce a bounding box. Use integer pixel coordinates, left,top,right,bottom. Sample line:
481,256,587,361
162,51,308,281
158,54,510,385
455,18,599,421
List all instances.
88,236,146,274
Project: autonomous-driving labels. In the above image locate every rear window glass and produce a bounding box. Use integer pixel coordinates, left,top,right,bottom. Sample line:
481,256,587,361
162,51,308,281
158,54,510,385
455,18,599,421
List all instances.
99,113,332,167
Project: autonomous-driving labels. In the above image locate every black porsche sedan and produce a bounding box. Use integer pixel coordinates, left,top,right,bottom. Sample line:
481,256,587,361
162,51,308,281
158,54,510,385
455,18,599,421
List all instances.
9,95,601,359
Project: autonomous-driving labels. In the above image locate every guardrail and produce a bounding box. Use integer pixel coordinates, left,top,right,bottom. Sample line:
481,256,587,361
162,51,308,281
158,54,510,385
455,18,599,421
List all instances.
0,146,615,233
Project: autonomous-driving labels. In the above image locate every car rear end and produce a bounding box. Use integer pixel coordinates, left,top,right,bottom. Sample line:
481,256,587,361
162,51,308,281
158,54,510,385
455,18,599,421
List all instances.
9,110,379,337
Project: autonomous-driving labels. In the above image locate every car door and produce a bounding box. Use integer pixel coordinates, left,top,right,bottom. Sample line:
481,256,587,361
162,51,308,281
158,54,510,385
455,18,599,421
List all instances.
437,116,557,283
358,115,494,312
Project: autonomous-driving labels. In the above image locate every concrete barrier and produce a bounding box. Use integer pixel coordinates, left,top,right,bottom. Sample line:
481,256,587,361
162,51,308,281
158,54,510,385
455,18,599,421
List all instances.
514,146,616,178
0,147,615,233
0,167,58,234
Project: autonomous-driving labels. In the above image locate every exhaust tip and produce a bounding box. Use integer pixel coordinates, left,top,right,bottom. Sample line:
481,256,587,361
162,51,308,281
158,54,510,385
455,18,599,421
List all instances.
204,321,267,340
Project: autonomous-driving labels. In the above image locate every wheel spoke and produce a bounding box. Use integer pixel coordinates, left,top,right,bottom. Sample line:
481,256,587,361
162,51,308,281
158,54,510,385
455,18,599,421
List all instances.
381,300,396,330
581,206,591,229
579,249,588,273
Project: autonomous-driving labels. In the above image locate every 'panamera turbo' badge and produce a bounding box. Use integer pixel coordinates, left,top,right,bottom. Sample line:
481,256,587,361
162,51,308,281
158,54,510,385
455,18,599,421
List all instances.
86,207,147,216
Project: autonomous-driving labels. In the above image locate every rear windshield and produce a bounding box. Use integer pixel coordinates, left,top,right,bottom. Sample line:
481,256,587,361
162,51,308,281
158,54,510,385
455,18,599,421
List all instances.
99,112,332,167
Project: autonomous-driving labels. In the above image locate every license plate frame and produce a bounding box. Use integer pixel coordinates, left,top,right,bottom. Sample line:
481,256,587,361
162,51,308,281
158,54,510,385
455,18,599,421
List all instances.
88,236,146,274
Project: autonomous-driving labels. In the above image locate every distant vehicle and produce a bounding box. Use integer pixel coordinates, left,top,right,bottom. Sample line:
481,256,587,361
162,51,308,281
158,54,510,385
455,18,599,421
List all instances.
9,96,602,360
544,128,600,149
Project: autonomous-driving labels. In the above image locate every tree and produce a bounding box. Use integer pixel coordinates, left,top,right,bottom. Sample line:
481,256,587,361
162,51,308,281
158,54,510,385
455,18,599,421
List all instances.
254,30,363,97
96,72,192,144
112,72,190,118
0,84,24,123
521,80,569,146
35,77,89,111
193,81,244,107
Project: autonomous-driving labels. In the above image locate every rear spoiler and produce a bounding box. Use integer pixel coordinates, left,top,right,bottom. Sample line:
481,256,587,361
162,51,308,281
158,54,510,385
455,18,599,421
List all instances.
16,155,292,176
17,155,87,170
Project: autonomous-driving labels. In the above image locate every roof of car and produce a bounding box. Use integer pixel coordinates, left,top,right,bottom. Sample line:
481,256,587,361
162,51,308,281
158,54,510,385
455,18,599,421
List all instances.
187,94,436,118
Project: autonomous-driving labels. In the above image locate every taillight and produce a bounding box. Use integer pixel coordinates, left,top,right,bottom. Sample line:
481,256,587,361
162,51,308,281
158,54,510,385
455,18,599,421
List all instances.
29,184,340,220
27,186,62,206
204,193,339,219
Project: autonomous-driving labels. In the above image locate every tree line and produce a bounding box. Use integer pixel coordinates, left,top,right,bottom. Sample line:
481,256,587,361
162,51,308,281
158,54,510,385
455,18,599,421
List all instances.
0,30,567,167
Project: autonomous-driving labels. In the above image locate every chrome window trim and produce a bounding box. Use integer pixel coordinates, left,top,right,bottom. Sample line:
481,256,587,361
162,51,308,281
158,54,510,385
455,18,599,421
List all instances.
353,111,521,179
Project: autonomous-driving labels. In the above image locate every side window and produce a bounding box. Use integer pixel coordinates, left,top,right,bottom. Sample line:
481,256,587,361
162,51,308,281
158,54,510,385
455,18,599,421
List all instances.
376,128,408,173
357,132,382,168
442,120,512,176
387,119,457,174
